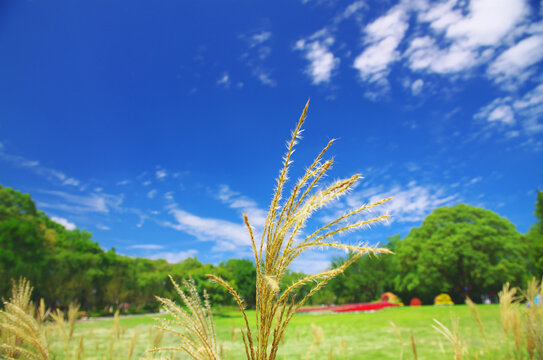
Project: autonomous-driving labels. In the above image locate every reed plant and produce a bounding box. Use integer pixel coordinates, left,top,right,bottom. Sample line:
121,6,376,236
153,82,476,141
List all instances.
432,316,464,360
390,321,404,360
151,101,391,360
51,308,70,359
0,278,49,360
465,297,488,352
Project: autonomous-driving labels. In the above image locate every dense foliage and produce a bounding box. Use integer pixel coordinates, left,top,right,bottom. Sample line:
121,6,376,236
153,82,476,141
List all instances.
0,185,246,313
0,185,540,310
525,190,543,279
394,204,526,303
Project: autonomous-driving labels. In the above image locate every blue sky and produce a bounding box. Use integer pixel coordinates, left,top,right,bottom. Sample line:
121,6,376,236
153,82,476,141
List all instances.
1,0,542,273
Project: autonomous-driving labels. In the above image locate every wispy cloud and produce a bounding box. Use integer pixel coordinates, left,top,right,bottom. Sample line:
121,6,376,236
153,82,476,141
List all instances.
249,31,271,47
487,34,543,89
51,216,76,230
336,1,365,23
148,249,198,263
295,29,340,84
165,208,250,252
411,79,424,95
116,179,131,186
289,250,332,274
353,5,408,96
129,244,164,250
339,181,459,223
407,0,529,77
155,168,167,179
213,184,267,227
474,97,516,126
147,189,158,199
217,72,231,88
159,185,267,256
474,83,543,136
0,145,80,187
37,190,123,214
240,29,276,86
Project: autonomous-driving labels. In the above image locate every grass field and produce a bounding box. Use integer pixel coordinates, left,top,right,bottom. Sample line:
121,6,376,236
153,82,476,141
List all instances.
46,304,505,359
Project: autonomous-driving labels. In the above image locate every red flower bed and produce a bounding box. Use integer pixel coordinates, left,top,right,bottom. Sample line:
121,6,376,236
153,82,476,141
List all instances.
298,301,399,313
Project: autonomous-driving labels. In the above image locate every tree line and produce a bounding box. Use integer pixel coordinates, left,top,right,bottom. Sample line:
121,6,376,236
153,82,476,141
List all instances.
1,184,541,312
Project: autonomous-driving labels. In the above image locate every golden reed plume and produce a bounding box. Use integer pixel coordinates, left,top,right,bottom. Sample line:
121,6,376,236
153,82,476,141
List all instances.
153,100,391,360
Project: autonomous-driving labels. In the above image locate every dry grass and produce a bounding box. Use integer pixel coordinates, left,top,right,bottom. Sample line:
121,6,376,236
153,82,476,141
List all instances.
151,101,391,360
0,278,49,360
424,280,543,359
432,316,464,360
522,278,543,359
465,297,488,352
409,331,418,360
151,276,220,359
390,321,404,360
68,302,80,341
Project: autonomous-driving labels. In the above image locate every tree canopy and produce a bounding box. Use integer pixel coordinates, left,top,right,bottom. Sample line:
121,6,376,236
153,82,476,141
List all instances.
394,204,526,303
1,183,540,310
525,190,543,279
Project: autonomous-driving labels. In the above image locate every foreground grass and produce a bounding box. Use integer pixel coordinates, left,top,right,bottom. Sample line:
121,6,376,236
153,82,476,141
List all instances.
46,304,502,359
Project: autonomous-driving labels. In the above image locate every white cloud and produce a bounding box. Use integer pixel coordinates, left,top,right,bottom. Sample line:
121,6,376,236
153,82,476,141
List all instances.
62,177,80,186
474,84,543,135
255,69,277,86
340,1,365,20
96,224,111,231
408,0,530,78
405,36,478,74
148,249,198,263
155,169,167,179
166,208,251,250
0,147,81,187
474,97,516,125
288,250,331,274
217,72,231,88
51,216,76,230
117,179,131,186
129,244,164,250
250,31,271,47
411,79,424,95
38,190,123,214
345,183,458,223
514,84,543,134
488,35,543,87
489,106,515,125
164,191,174,200
214,184,267,227
240,30,276,86
147,189,157,199
295,29,340,84
353,5,408,90
142,180,151,186
444,0,528,47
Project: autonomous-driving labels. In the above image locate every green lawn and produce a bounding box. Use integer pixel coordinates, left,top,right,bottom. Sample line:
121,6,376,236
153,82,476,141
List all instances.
47,305,504,359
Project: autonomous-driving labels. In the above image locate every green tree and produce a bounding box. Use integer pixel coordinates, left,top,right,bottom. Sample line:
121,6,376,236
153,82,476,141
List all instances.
222,259,257,308
327,236,398,304
525,190,543,278
395,204,525,303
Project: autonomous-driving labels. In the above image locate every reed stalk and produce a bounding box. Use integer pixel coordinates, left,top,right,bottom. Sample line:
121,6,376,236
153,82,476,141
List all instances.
465,297,489,352
151,101,391,360
432,316,464,360
390,321,404,360
0,278,49,360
